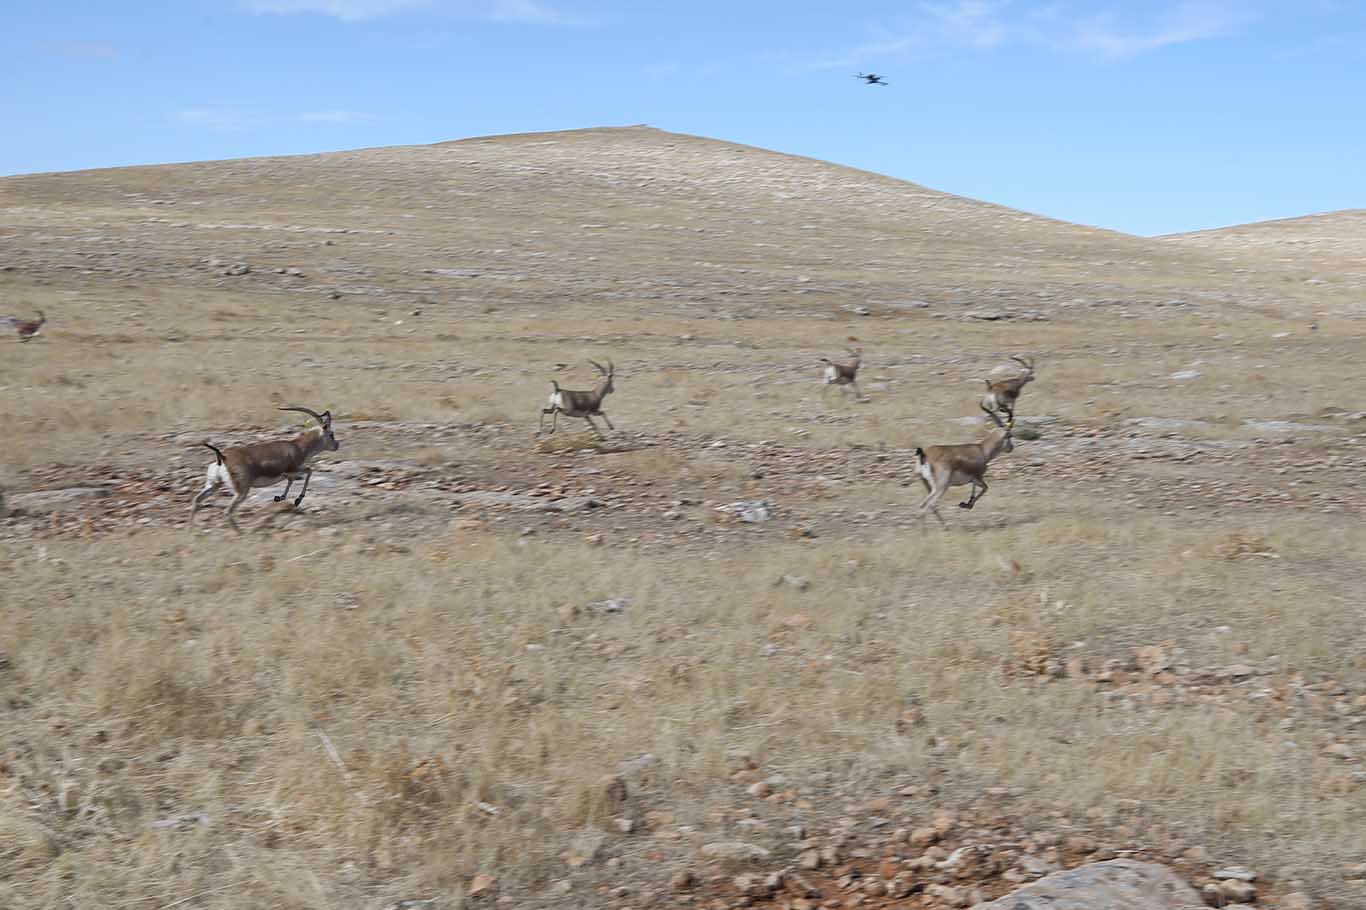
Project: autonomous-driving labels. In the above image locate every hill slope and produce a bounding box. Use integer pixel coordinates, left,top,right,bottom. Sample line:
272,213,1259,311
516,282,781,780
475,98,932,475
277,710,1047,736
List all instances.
1162,209,1366,307
3,126,1354,318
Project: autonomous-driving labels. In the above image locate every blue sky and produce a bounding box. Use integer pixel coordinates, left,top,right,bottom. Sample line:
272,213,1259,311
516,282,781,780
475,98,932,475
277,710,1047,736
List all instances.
3,1,1363,235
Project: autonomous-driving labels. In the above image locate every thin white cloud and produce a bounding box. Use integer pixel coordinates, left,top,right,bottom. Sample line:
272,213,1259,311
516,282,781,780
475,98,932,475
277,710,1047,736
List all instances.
300,110,374,123
807,0,1244,70
241,0,575,24
243,0,428,19
175,109,375,130
39,41,119,60
487,0,572,24
920,0,1008,49
1070,2,1239,59
809,34,920,71
174,109,255,132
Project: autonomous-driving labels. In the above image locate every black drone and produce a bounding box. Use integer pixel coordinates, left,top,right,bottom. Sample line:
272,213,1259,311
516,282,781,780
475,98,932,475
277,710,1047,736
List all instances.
855,72,889,86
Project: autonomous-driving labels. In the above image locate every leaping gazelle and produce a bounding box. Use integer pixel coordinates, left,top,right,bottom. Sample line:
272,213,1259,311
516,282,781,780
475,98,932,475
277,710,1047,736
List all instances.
913,406,1015,528
539,359,615,436
190,406,340,532
6,310,46,342
981,355,1035,423
820,347,865,401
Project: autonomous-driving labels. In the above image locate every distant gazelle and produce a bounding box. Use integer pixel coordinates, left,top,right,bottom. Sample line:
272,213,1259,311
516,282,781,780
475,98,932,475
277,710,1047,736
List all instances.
913,406,1015,528
7,310,46,342
981,355,1035,423
539,359,615,436
820,347,865,401
190,406,340,532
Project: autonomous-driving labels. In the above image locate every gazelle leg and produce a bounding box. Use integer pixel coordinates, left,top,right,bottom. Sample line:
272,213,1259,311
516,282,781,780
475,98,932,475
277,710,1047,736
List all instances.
959,478,988,510
273,477,294,503
293,468,312,507
539,407,555,434
599,412,614,431
224,488,249,533
583,415,603,436
190,480,220,524
851,380,865,401
916,483,950,529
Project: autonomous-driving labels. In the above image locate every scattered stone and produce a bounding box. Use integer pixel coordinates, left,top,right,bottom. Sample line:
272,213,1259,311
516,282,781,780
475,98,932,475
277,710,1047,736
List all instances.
148,812,209,830
616,753,659,778
977,860,1201,909
1219,880,1257,903
467,873,496,898
776,574,811,591
700,841,772,864
1213,867,1257,882
10,487,112,512
600,774,628,805
584,598,628,615
910,826,940,847
669,869,697,892
717,499,774,523
566,828,608,867
452,490,601,512
925,883,969,906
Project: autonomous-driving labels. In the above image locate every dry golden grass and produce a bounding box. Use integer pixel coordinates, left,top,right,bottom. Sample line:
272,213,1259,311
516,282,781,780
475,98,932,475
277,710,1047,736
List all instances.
4,507,1366,906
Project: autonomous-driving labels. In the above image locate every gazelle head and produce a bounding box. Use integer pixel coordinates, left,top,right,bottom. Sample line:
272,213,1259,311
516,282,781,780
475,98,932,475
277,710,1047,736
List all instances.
1010,354,1036,382
588,358,615,397
279,405,340,452
981,403,1015,454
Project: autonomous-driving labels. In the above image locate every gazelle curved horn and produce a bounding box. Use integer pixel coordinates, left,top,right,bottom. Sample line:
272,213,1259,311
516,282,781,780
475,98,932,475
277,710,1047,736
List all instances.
1010,355,1035,372
587,359,607,375
980,402,1007,429
279,405,329,427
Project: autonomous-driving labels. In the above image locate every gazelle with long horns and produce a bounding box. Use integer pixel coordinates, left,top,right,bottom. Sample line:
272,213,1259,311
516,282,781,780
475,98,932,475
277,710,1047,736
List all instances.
820,346,865,401
981,355,1035,422
539,359,616,436
190,406,340,532
913,406,1015,528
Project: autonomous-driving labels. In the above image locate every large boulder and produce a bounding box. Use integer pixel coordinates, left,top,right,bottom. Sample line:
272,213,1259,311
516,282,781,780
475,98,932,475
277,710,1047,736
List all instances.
980,859,1202,909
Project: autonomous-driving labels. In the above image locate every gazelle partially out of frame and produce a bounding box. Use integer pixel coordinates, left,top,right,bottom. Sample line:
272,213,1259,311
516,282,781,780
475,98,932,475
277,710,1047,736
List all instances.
981,355,1035,422
539,359,615,436
190,406,340,532
9,310,46,342
820,346,865,401
913,406,1014,528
